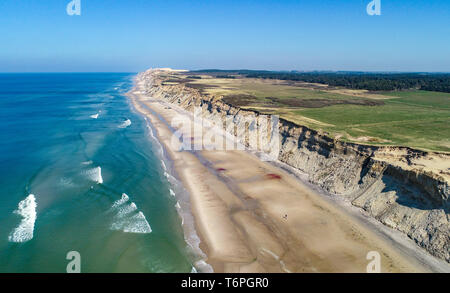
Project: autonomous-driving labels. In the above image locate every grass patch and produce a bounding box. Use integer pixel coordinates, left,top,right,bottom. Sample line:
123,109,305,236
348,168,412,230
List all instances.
293,91,450,151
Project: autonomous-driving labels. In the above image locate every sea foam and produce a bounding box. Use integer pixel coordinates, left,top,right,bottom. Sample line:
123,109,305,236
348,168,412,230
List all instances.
86,167,103,184
118,119,132,128
122,212,152,234
110,193,152,234
8,194,37,243
112,193,130,208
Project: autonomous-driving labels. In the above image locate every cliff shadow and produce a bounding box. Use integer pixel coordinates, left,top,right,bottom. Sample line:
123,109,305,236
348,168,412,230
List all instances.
296,131,331,158
380,175,448,213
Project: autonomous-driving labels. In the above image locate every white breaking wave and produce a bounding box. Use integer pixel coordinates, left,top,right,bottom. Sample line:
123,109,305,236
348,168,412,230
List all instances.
112,193,130,208
117,202,137,218
194,260,214,273
97,167,103,184
122,212,152,233
110,193,152,234
90,113,99,119
8,194,37,243
169,189,175,197
118,119,132,128
86,166,103,184
147,123,157,140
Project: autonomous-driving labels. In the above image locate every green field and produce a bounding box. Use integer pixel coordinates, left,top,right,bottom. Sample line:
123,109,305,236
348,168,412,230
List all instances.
176,74,450,152
294,91,450,152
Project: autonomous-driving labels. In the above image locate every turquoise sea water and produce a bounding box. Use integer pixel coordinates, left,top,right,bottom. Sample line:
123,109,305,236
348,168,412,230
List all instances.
0,73,194,272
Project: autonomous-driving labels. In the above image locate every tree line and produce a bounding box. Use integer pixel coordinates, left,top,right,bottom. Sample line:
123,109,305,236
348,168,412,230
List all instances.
192,70,450,93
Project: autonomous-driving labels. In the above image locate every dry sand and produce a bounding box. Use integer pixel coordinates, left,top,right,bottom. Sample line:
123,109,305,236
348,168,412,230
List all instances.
127,80,449,273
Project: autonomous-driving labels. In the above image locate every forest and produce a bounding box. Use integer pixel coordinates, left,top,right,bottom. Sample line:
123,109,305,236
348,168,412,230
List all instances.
191,70,450,93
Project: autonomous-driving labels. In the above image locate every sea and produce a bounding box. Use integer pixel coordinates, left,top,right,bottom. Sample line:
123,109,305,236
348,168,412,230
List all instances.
0,73,202,273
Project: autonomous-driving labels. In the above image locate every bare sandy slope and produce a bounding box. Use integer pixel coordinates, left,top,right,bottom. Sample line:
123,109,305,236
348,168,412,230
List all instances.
128,82,449,273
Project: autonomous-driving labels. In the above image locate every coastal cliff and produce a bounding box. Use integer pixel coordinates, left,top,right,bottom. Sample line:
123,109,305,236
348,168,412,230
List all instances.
138,69,450,263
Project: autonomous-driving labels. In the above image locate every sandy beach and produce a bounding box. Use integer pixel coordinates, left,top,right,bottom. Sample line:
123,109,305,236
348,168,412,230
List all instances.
128,75,449,273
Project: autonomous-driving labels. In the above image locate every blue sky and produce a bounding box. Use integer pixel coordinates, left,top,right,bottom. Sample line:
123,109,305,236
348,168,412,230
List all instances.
0,0,449,72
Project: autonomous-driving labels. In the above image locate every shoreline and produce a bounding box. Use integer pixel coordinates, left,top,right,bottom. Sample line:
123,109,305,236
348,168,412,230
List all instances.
128,73,450,273
127,85,213,273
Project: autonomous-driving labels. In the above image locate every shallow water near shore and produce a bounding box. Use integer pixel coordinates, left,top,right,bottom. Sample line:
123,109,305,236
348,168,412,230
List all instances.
0,73,194,272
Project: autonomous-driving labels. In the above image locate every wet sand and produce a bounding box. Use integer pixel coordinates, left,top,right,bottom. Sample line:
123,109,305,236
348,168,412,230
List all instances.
128,80,448,273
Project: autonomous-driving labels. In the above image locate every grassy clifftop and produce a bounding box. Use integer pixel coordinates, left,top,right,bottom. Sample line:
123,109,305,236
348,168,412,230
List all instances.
163,71,450,153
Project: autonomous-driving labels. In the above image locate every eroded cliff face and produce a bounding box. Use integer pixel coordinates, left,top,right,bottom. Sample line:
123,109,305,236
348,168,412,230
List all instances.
138,70,449,262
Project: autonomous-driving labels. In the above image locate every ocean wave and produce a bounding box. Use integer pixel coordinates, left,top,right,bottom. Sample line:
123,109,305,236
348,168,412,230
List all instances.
112,193,129,208
118,119,132,128
122,212,152,233
147,121,157,140
110,193,152,234
117,202,137,218
194,260,214,273
8,194,37,243
145,121,165,160
169,189,175,197
86,166,103,184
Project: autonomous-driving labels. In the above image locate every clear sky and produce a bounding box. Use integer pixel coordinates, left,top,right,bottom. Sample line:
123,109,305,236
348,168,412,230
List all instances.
0,0,449,72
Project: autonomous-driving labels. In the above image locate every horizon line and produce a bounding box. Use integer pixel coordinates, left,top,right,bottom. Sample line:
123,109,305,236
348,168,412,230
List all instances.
1,70,450,74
